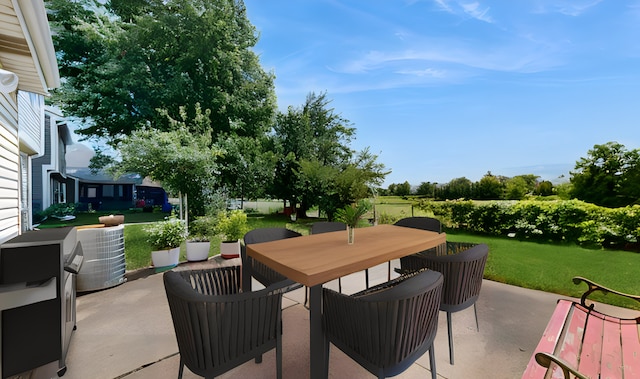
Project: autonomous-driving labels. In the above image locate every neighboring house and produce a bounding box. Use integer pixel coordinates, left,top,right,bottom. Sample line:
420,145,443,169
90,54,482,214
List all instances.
65,140,172,212
66,167,141,211
31,107,73,215
66,167,172,212
0,0,60,240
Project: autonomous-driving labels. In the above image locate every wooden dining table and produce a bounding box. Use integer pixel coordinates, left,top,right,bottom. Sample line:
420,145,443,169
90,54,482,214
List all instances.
244,223,446,379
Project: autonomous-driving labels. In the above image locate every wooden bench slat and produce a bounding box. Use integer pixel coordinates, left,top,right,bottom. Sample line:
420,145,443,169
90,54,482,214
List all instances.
522,300,573,379
556,302,587,371
576,305,603,377
621,322,640,378
599,315,623,378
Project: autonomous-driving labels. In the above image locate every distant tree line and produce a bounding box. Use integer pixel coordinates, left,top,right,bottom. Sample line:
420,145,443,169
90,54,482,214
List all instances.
382,142,640,208
382,173,555,201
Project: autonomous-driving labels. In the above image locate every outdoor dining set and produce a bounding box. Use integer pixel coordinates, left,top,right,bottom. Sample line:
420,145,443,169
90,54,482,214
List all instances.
162,217,489,379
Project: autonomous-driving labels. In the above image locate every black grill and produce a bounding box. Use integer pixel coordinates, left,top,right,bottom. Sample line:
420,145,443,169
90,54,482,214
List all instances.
0,227,83,378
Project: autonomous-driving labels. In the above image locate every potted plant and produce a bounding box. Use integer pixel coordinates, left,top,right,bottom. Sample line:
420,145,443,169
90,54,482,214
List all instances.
335,200,372,244
216,210,249,259
186,216,215,262
145,216,187,270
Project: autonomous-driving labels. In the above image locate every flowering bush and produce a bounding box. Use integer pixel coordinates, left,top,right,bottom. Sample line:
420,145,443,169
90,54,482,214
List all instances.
416,199,640,249
145,217,187,250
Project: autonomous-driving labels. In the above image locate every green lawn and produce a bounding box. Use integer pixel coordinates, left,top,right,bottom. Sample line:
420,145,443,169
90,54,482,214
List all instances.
38,209,167,228
445,230,640,309
40,203,640,310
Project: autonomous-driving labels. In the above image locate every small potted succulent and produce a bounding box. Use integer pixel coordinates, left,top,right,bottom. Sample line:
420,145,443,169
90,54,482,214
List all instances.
145,216,187,270
216,210,249,259
186,216,215,262
335,200,372,244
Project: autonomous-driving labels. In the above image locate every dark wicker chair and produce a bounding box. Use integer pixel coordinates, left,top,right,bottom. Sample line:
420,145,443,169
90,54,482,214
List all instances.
163,266,286,379
390,217,445,280
398,242,489,365
241,227,302,292
310,221,348,294
322,269,444,379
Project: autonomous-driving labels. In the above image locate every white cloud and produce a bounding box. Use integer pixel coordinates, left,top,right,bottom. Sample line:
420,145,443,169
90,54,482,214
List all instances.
395,68,446,78
433,0,454,13
532,0,604,16
461,2,493,23
432,0,493,23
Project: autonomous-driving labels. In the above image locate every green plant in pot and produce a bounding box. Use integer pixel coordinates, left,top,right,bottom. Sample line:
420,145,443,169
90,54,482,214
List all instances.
186,216,215,261
335,200,372,244
145,216,187,270
216,210,249,259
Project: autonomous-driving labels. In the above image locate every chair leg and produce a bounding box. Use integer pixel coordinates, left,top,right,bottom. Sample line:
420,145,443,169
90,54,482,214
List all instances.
304,286,309,308
429,343,437,379
323,333,330,378
447,311,454,365
474,303,479,331
255,354,263,363
338,277,342,293
276,334,283,379
365,269,370,289
178,357,184,379
387,261,391,281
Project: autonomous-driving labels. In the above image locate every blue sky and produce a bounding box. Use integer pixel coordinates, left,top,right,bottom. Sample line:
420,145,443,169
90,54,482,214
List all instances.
243,0,640,186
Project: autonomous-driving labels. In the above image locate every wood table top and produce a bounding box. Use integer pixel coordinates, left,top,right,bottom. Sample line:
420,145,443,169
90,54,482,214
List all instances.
246,224,446,287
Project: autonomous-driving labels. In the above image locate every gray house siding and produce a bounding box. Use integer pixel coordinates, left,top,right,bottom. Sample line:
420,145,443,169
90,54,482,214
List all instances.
32,110,72,216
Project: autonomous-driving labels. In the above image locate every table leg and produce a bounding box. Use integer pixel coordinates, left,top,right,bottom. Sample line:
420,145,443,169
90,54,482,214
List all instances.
309,284,327,379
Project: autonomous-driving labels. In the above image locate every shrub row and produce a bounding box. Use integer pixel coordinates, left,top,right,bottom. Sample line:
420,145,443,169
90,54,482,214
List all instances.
415,199,640,249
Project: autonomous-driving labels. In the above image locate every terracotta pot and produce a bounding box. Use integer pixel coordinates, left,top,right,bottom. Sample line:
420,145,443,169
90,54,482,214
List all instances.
220,240,241,259
99,214,125,226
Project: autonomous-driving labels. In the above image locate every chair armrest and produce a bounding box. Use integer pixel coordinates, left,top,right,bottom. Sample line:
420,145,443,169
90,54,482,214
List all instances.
573,276,640,308
534,352,589,379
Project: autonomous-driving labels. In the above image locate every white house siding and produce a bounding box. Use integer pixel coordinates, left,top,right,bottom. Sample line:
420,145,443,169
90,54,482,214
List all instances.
0,0,60,240
17,90,43,155
0,92,20,241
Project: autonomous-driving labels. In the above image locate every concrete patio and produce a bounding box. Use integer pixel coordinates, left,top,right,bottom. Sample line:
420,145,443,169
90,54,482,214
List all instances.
61,256,636,379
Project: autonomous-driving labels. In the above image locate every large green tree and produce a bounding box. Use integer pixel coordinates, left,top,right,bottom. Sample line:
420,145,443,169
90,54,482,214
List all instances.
270,92,387,218
299,149,387,220
504,174,539,200
570,142,640,207
474,172,504,200
47,0,275,141
437,177,473,200
215,134,276,202
112,104,221,219
270,92,353,215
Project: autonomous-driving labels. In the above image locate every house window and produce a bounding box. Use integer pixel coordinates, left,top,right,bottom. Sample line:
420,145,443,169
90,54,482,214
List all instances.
103,185,114,198
87,187,97,198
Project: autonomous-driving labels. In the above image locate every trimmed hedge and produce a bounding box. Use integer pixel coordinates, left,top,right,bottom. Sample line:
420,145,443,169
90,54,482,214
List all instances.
416,199,640,249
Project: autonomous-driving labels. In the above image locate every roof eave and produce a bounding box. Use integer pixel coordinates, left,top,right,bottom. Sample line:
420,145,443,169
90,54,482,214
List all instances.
13,0,60,93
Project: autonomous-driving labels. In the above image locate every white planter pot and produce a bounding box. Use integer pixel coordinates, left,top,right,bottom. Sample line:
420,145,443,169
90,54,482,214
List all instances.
220,240,241,259
151,247,180,270
186,241,210,262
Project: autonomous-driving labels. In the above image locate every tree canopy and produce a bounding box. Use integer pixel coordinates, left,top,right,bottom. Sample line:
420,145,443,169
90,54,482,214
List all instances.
46,0,275,142
112,104,222,218
270,92,387,218
570,141,640,207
